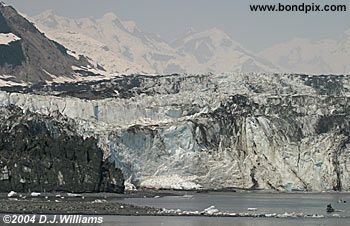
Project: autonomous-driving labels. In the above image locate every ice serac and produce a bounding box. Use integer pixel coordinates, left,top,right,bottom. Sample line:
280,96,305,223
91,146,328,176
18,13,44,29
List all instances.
1,73,350,191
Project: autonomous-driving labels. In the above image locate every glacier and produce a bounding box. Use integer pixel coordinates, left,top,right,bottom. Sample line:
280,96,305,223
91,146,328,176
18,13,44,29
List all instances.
1,73,350,191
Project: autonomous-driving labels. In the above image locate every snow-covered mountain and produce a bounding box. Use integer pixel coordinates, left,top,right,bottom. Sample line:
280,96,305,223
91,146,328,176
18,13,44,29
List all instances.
32,11,279,75
171,28,280,73
32,11,194,74
259,32,350,75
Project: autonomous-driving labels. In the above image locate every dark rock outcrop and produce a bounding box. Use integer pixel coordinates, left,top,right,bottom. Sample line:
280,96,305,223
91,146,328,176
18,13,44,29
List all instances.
0,3,97,83
0,105,124,193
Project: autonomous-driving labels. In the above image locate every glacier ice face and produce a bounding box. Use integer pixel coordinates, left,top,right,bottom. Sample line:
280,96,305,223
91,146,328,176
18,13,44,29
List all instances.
103,94,350,191
1,73,350,191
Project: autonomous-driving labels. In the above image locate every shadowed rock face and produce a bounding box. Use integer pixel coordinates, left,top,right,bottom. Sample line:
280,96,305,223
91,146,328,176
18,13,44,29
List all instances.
0,3,96,83
0,106,124,193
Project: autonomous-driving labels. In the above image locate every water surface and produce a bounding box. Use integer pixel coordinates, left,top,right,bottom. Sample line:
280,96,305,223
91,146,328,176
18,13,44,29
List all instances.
120,192,350,217
103,216,349,226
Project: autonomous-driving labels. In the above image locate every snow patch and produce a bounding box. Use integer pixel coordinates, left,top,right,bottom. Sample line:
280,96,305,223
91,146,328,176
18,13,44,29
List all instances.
0,76,28,87
72,65,108,76
67,50,80,60
0,33,21,45
42,67,120,84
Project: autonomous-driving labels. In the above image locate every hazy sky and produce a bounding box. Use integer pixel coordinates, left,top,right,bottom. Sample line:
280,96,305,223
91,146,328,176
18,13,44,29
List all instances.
3,0,350,51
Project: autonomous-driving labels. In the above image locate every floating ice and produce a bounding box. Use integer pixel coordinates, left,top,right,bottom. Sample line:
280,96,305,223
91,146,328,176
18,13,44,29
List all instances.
247,208,257,211
30,192,41,197
67,193,82,197
7,191,17,197
201,206,220,215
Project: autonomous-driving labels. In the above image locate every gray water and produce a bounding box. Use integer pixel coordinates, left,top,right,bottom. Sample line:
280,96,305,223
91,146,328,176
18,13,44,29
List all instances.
102,216,348,226
1,215,347,226
120,192,350,217
115,192,350,226
2,192,350,226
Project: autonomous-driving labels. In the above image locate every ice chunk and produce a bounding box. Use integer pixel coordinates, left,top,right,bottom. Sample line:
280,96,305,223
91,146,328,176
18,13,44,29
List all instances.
247,208,257,211
67,193,82,197
7,191,17,197
201,205,220,215
30,192,41,197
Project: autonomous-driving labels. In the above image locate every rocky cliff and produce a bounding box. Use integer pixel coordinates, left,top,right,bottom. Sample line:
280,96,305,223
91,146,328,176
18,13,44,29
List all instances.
0,105,124,193
0,73,350,191
0,2,102,84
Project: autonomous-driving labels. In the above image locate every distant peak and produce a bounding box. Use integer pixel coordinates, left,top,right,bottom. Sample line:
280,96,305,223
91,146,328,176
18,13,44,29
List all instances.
183,27,196,36
122,20,138,33
344,29,350,36
35,9,58,18
288,37,310,45
102,12,119,21
208,27,222,32
43,9,55,14
173,27,242,49
183,27,231,41
205,27,229,35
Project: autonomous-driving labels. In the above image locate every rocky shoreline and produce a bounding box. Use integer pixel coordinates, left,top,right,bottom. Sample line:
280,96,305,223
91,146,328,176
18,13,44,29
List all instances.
0,191,158,215
0,199,159,216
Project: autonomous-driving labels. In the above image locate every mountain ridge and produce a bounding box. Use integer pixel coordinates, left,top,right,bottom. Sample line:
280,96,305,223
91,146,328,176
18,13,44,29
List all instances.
32,11,280,75
259,32,350,75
